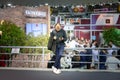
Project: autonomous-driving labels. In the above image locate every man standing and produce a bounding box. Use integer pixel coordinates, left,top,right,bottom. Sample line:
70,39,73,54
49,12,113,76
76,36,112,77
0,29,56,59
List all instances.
50,23,67,74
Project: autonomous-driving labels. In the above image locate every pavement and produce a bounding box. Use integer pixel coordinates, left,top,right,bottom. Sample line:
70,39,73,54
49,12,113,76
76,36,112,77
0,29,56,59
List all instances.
0,68,120,80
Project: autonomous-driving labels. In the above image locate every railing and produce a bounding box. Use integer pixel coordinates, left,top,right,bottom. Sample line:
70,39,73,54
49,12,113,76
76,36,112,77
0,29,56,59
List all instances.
0,46,49,68
0,46,120,70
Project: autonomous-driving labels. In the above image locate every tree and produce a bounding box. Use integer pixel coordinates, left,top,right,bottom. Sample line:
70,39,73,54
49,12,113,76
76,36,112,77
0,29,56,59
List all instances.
23,34,50,54
103,27,120,46
0,20,26,52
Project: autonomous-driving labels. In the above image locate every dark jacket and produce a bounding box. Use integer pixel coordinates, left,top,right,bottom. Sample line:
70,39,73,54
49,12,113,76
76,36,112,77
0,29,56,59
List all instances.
47,32,56,53
52,29,67,45
47,29,67,53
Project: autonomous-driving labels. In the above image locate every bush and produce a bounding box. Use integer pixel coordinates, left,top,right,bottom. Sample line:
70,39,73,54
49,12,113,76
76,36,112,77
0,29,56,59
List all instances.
0,20,51,54
0,20,26,52
21,34,50,54
103,27,120,46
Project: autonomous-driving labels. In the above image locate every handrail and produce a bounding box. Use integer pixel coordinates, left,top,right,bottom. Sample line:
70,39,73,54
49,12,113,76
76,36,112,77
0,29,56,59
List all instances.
0,46,47,48
0,46,120,70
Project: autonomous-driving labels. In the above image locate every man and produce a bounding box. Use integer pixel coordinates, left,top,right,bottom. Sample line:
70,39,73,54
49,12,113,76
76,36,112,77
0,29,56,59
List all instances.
51,23,67,74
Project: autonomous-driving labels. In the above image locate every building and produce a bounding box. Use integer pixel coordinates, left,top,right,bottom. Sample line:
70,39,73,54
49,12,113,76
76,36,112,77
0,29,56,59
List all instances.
0,5,50,36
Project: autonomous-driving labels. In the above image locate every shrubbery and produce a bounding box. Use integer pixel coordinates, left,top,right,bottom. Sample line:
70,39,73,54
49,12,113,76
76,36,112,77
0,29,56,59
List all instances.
0,20,50,53
103,27,120,46
0,20,26,53
22,34,50,54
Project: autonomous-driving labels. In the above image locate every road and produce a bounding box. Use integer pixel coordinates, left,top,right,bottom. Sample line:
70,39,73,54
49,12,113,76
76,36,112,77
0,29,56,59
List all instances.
0,68,120,80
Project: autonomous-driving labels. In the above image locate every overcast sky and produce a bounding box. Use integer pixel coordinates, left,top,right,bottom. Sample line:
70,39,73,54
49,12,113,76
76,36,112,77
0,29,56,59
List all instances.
0,0,119,6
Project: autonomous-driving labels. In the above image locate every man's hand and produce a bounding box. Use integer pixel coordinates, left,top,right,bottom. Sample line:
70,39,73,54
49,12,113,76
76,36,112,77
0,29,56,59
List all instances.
53,36,57,40
59,37,64,41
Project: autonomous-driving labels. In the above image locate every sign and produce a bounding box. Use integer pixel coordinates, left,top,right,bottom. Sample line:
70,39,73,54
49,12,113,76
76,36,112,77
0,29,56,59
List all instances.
25,10,46,18
91,14,120,25
26,23,47,36
64,25,74,30
11,48,20,53
92,36,96,40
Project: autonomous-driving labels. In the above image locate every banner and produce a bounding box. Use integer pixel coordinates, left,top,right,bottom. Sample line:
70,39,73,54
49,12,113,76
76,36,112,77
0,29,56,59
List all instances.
91,14,120,25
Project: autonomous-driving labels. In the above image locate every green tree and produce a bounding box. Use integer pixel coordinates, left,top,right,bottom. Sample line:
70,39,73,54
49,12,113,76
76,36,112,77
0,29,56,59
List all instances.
0,21,26,52
22,34,50,54
25,34,49,46
103,27,120,46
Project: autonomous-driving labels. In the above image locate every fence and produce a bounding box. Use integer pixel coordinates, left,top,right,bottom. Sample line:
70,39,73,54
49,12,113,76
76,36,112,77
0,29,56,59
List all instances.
0,46,120,70
0,46,50,68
